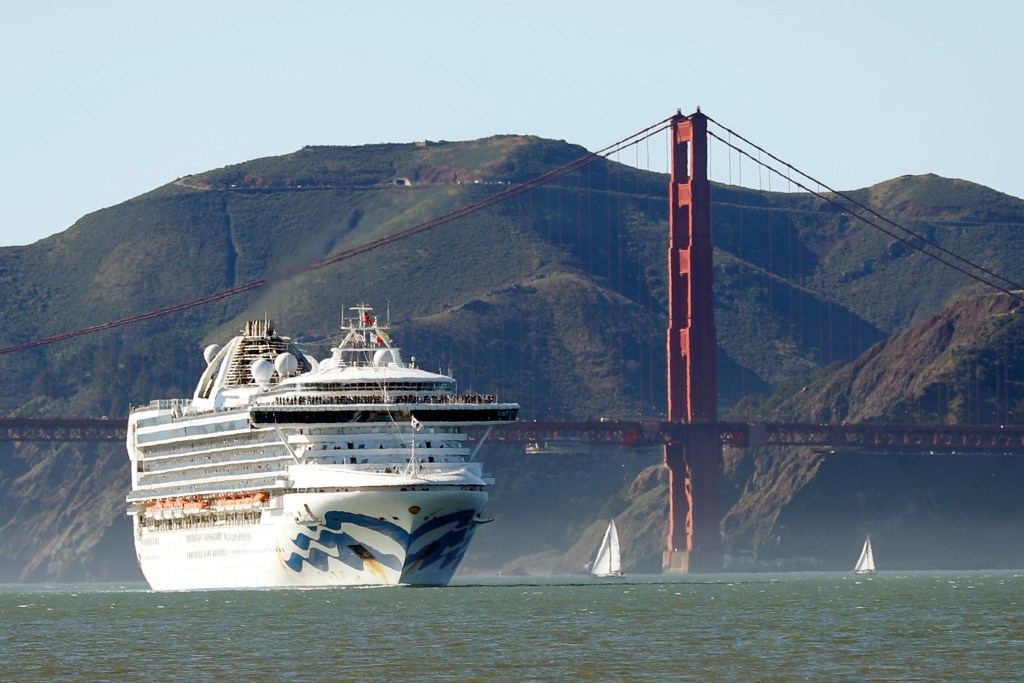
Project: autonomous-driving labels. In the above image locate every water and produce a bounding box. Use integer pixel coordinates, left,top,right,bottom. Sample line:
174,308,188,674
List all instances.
2,572,1022,682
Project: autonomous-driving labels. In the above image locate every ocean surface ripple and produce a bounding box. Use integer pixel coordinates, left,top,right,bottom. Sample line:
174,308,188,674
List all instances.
1,571,1021,682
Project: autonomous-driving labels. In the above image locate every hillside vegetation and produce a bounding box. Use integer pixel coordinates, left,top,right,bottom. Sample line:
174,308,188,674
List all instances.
2,134,1024,580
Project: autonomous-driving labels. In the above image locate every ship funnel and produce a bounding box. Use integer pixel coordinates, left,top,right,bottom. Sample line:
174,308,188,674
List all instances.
245,320,274,337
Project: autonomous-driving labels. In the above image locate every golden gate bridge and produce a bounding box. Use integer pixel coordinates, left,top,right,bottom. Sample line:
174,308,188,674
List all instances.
3,109,1023,573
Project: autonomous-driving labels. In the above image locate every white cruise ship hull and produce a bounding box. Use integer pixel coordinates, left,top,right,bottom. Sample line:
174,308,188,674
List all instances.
135,487,486,590
127,310,517,591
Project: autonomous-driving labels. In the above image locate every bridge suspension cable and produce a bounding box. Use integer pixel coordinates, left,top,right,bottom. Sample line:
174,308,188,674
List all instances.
0,117,673,357
705,114,1024,303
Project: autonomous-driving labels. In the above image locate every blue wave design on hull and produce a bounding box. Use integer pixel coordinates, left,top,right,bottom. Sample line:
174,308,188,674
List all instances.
284,508,480,582
401,510,478,580
284,511,404,573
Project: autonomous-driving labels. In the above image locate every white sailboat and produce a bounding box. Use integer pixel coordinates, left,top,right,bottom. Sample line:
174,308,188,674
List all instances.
591,519,623,577
854,536,876,574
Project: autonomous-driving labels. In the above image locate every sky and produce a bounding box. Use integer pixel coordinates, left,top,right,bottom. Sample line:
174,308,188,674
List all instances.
2,0,1022,247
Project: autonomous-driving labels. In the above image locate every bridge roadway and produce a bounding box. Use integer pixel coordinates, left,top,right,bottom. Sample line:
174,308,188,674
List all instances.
4,417,1024,454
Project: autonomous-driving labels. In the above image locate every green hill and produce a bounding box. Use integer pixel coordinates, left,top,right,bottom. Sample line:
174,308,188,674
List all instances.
2,134,1024,580
718,292,1024,570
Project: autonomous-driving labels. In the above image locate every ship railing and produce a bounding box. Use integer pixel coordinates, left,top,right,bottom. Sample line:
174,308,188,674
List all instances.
142,447,294,473
132,398,192,413
137,459,289,487
256,392,498,407
133,402,246,423
127,476,284,503
141,432,279,460
170,405,249,422
298,461,475,477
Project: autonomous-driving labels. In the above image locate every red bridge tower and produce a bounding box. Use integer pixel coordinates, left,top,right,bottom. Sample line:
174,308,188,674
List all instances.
664,109,723,573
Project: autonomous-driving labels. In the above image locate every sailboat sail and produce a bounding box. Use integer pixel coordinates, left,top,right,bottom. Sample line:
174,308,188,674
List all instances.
591,519,623,577
854,536,875,574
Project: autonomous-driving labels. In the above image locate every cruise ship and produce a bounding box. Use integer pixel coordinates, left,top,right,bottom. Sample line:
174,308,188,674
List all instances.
126,305,518,590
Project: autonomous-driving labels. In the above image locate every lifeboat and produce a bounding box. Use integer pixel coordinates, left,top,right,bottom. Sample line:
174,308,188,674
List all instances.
143,501,161,519
152,499,170,520
145,498,181,521
183,500,208,515
244,493,267,509
208,492,269,512
141,497,215,520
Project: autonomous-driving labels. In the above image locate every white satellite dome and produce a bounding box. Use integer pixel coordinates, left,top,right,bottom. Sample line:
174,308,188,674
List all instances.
250,359,274,384
203,344,222,364
372,348,405,367
274,352,298,377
